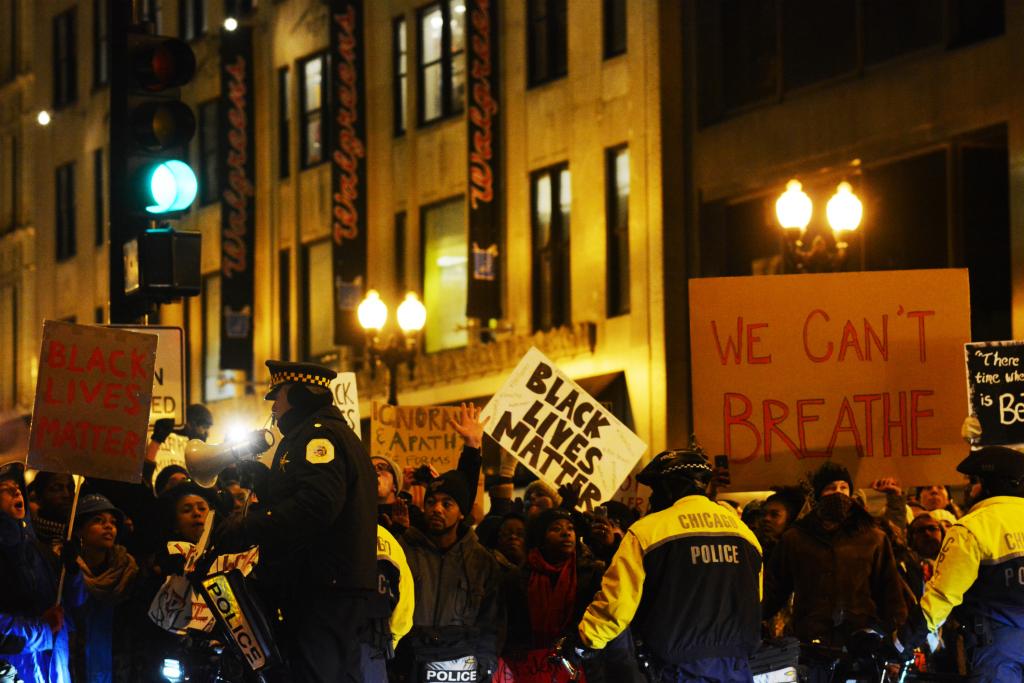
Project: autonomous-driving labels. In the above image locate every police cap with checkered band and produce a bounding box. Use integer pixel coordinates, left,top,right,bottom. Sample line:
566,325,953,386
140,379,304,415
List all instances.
637,444,715,487
265,360,337,400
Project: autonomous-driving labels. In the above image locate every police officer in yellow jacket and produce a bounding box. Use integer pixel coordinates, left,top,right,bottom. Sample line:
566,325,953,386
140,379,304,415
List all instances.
361,524,415,679
558,446,763,682
895,446,1024,681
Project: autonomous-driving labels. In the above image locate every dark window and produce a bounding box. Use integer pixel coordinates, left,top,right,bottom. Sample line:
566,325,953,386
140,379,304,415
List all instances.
279,249,291,360
0,286,17,407
198,100,220,205
0,134,15,233
179,0,206,41
417,1,466,125
527,0,567,87
56,162,76,261
94,306,104,323
301,239,335,359
603,0,626,59
139,0,162,31
696,0,1004,124
531,163,570,332
93,148,104,246
395,211,407,290
93,0,109,88
278,66,290,178
53,8,77,108
606,146,630,317
298,52,327,168
394,16,408,134
0,1,16,84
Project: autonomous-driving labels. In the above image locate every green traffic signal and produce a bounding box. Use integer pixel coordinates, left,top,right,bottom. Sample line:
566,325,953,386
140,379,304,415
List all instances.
145,160,198,214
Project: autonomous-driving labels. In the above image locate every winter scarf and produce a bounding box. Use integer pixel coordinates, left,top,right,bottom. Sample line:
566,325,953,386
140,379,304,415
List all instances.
526,548,577,645
77,545,138,605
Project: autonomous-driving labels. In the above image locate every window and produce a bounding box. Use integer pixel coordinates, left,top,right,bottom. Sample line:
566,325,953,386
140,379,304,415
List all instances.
696,0,1005,124
0,134,15,233
139,0,163,32
393,16,408,134
0,286,16,408
302,240,335,359
56,163,76,262
422,197,467,351
202,274,237,401
417,1,466,125
298,52,327,168
395,211,407,291
93,0,109,87
606,146,629,317
531,164,570,332
279,250,291,360
53,9,77,108
93,306,104,323
179,0,205,41
0,1,16,84
527,0,567,87
278,66,290,178
198,100,220,205
93,148,104,246
603,0,626,58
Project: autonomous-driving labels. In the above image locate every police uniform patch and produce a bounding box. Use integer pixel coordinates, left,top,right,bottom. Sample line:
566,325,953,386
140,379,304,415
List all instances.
306,438,335,464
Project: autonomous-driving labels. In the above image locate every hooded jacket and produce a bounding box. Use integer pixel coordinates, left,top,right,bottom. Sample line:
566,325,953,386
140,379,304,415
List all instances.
399,526,503,672
764,500,908,645
0,509,71,683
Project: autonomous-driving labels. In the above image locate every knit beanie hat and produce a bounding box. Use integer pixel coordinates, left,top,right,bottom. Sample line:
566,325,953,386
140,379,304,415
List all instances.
525,479,562,508
526,507,574,550
426,470,471,515
371,455,404,492
810,461,853,500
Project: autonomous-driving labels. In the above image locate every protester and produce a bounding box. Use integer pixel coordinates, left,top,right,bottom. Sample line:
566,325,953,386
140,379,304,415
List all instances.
755,486,805,563
0,462,70,683
560,446,763,682
764,462,908,654
64,494,139,683
585,500,639,564
503,508,605,680
524,479,561,519
896,446,1024,681
915,485,962,518
907,513,945,564
490,512,527,571
397,470,504,681
28,472,75,551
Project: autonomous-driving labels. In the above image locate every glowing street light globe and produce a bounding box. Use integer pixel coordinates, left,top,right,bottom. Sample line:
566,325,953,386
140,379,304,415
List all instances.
358,289,388,331
775,179,813,232
826,181,863,234
397,292,427,333
145,160,198,214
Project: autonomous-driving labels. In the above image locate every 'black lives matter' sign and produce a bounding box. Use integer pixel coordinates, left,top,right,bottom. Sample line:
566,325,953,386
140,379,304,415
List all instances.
965,340,1024,445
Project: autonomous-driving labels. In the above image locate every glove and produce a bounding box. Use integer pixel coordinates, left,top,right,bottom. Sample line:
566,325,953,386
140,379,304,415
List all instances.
151,418,175,444
60,536,81,576
557,483,581,511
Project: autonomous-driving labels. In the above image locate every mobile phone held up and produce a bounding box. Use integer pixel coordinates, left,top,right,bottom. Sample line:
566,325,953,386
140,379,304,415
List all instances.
714,454,731,486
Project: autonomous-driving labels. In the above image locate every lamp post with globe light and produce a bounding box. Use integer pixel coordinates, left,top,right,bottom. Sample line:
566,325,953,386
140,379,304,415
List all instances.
358,290,427,405
776,178,863,273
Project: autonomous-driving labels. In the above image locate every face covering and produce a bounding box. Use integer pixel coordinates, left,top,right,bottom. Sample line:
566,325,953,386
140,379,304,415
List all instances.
816,492,853,524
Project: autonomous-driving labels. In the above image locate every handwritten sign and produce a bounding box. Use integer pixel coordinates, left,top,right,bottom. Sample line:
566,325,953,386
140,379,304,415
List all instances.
480,348,648,512
965,340,1024,445
330,371,361,439
689,269,971,489
29,321,157,483
114,326,186,428
370,402,462,469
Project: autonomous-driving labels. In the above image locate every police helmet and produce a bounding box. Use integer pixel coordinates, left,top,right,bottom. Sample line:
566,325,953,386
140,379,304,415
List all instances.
957,446,1024,484
637,446,714,488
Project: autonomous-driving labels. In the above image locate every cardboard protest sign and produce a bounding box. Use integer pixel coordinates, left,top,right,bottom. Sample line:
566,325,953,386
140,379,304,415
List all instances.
29,321,157,482
370,402,462,469
480,348,648,512
689,269,971,489
965,340,1024,445
331,371,361,438
114,326,186,428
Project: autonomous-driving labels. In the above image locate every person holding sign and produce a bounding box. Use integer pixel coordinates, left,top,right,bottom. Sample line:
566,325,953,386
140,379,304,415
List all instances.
894,446,1024,681
216,361,377,683
558,445,762,682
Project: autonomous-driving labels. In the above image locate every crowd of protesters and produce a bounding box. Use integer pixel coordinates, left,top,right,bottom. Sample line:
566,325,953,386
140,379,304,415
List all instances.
1,394,1022,682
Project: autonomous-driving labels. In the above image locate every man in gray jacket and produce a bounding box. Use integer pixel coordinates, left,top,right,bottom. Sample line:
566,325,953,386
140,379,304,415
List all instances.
398,470,503,682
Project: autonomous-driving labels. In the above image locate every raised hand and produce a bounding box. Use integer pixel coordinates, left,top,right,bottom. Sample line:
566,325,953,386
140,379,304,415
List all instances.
450,402,490,449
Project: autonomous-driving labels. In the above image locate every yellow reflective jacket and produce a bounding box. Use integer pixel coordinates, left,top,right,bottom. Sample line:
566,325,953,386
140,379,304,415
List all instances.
920,496,1024,632
578,495,763,663
377,525,415,649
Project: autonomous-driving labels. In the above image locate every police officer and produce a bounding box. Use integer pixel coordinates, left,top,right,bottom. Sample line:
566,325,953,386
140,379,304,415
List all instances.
895,446,1024,681
218,361,377,682
558,445,763,682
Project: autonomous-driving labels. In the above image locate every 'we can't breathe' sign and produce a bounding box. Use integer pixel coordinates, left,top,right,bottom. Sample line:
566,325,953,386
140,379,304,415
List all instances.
481,348,647,512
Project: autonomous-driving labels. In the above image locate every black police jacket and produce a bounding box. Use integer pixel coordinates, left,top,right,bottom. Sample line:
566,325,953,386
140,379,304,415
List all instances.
244,404,377,594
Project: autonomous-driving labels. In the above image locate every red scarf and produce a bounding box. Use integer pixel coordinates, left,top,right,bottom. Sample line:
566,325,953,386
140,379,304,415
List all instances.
526,548,577,646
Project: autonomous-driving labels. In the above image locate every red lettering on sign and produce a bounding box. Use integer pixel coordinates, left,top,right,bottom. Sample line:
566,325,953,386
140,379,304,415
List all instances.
331,7,365,246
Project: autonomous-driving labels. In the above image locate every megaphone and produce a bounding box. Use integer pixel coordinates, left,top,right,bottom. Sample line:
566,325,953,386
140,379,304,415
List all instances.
185,430,274,488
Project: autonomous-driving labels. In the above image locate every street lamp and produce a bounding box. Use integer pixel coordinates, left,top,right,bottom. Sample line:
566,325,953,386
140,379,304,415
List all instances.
776,178,862,273
358,289,427,405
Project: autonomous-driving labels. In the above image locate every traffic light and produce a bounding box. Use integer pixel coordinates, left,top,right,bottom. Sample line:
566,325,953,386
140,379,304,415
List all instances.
109,2,202,321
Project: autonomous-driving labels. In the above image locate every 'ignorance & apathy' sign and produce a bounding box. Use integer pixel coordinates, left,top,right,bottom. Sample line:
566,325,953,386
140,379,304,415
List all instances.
689,269,971,489
29,321,157,483
481,348,647,512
